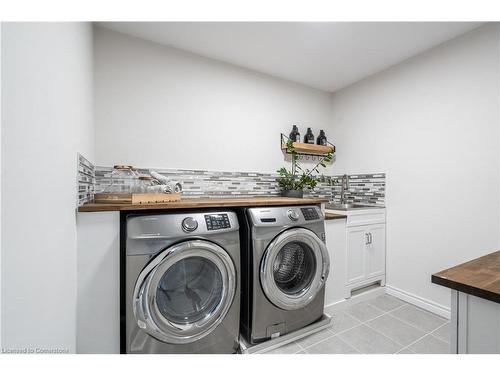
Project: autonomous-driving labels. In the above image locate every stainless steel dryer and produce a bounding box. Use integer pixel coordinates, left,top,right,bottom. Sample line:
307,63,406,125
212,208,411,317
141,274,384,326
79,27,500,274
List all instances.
240,205,330,344
124,211,240,354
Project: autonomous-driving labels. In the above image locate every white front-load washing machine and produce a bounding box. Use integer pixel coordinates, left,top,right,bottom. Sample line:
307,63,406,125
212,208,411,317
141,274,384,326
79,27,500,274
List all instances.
123,210,240,353
240,205,330,344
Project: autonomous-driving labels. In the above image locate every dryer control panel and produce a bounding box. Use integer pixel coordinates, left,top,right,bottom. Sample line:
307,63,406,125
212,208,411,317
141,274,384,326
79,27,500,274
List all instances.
205,213,231,230
301,207,320,221
248,205,323,227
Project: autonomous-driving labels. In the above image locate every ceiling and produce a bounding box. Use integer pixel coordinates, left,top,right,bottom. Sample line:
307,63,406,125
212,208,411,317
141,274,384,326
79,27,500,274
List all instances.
99,22,484,92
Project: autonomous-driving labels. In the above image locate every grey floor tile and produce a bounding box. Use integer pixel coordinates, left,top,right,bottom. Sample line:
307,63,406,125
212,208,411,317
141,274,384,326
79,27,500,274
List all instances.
296,350,306,354
338,324,402,354
295,328,335,349
366,314,427,346
327,310,362,334
432,322,451,343
368,295,406,312
397,348,415,354
389,304,446,332
306,335,359,354
264,341,301,354
407,335,450,354
344,302,385,322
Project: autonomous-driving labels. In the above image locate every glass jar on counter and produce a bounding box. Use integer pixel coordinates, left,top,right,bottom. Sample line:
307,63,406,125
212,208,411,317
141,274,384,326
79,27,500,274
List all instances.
109,165,140,193
135,176,157,193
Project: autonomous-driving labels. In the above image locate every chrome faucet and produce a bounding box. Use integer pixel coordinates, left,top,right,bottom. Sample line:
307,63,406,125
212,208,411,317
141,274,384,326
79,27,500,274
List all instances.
340,174,349,204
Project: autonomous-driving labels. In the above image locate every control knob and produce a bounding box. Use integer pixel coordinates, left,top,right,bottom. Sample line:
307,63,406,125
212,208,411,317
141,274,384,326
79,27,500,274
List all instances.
287,209,299,221
182,217,198,232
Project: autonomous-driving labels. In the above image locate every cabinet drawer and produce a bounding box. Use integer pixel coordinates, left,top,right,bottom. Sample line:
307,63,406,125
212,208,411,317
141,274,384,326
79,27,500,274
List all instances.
325,208,386,227
346,209,386,227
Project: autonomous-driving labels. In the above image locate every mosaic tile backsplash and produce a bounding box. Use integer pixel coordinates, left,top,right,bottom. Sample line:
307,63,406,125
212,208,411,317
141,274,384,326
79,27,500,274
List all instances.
94,166,334,199
76,154,384,206
77,153,95,206
76,156,385,207
329,173,385,206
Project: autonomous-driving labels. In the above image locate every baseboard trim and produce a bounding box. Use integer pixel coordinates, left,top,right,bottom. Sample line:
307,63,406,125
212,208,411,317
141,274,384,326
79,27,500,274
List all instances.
324,285,385,312
385,285,451,319
325,285,451,319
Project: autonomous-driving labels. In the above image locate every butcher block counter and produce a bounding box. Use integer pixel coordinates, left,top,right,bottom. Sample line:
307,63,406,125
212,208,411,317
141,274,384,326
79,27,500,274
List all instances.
432,251,500,353
432,251,500,304
78,196,327,212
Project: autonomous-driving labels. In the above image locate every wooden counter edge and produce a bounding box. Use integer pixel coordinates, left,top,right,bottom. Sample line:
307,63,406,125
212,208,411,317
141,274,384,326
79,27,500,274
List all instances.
78,197,328,212
324,213,347,220
431,274,500,304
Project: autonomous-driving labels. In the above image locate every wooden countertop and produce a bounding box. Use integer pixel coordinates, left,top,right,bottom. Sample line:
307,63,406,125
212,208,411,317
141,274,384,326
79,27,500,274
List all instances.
432,251,500,304
325,212,347,220
78,197,327,212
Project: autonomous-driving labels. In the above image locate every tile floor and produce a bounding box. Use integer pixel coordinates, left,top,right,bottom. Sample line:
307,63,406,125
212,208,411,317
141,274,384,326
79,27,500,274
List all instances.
264,294,451,354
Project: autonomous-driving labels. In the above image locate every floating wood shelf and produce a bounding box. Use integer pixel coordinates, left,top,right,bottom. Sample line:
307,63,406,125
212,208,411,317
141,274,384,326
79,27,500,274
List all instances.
280,133,336,157
281,142,334,155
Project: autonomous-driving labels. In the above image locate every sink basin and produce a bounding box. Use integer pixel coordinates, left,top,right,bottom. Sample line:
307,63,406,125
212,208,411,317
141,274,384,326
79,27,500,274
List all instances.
325,203,381,211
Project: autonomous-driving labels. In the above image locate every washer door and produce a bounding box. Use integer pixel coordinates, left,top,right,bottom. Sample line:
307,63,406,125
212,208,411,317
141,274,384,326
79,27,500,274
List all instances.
133,240,236,344
260,228,329,310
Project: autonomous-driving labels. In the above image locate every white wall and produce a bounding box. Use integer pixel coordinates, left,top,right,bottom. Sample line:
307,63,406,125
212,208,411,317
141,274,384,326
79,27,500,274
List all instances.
0,23,3,349
1,23,94,352
329,24,500,310
94,27,333,172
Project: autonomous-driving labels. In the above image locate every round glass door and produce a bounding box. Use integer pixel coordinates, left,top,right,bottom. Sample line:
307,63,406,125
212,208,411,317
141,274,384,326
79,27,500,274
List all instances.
133,240,236,344
273,241,317,295
261,228,329,310
155,256,223,324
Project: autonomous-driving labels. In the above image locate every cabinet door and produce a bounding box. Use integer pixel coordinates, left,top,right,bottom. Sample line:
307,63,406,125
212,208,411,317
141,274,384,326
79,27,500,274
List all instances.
346,227,367,285
365,224,386,278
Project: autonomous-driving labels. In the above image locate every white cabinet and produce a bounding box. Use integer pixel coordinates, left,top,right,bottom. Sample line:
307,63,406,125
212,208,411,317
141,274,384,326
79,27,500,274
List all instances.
365,224,386,279
346,227,367,285
326,208,386,299
451,291,500,354
76,211,120,354
346,224,385,286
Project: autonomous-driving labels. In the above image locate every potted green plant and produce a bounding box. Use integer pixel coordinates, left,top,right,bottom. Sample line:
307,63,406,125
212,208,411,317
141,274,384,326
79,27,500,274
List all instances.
277,139,333,198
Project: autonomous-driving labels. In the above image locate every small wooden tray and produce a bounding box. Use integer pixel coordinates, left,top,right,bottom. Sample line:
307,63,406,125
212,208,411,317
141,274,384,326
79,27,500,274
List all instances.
94,192,181,204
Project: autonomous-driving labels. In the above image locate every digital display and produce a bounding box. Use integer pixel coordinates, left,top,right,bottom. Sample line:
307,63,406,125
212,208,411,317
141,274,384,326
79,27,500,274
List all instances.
205,214,230,230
